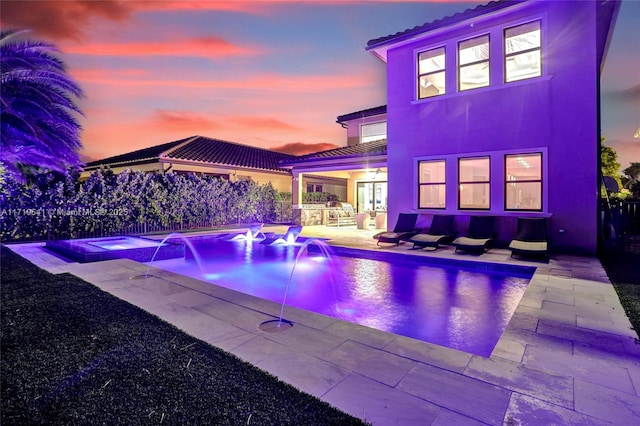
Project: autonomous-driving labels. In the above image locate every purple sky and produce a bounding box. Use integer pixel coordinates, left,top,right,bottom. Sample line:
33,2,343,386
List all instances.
2,0,638,168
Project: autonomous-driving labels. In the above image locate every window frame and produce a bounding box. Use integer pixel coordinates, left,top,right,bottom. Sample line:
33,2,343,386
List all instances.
504,152,543,211
504,20,542,83
417,159,446,209
360,121,387,144
417,46,446,99
458,34,490,92
458,156,491,210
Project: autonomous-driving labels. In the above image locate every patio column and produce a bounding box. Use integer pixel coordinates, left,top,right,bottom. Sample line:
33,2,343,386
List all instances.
292,172,303,207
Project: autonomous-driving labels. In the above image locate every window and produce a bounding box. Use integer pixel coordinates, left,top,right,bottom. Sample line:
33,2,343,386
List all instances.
361,122,386,143
459,35,490,91
418,47,446,99
418,160,446,208
459,157,490,209
306,184,323,193
505,153,542,210
315,185,323,193
505,21,541,83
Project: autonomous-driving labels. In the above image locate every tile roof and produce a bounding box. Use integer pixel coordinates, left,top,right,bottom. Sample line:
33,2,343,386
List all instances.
85,137,191,168
85,135,296,173
366,0,525,50
336,105,387,124
280,139,387,166
163,136,296,172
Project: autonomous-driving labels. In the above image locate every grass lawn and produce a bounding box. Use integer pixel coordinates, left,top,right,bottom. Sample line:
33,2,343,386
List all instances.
599,251,640,335
0,246,367,425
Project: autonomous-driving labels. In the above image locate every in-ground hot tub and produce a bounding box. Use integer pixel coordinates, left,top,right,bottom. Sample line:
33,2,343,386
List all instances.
45,236,184,263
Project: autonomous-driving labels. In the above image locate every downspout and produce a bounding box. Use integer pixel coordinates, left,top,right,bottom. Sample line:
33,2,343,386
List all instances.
596,61,603,254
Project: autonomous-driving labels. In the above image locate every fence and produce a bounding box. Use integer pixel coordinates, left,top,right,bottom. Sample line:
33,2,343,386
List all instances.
274,201,293,224
3,207,295,243
602,200,640,254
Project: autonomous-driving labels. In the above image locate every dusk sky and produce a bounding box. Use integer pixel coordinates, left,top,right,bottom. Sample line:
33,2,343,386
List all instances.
2,0,639,168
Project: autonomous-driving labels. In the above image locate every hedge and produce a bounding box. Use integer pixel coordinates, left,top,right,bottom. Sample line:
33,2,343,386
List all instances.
0,169,280,242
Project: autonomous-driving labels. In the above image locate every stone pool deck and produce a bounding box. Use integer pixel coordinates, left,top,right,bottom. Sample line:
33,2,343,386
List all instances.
8,225,640,425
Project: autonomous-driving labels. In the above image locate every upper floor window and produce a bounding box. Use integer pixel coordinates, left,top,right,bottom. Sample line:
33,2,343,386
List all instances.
505,153,542,210
418,160,446,208
418,47,446,99
458,35,490,91
459,157,490,209
505,21,541,82
361,121,387,143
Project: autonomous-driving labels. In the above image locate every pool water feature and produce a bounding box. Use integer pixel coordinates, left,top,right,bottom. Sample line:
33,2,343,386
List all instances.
149,234,534,357
279,239,336,327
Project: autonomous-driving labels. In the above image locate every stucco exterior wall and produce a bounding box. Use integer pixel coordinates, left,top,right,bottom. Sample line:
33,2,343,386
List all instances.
384,0,601,253
82,161,292,193
344,114,387,147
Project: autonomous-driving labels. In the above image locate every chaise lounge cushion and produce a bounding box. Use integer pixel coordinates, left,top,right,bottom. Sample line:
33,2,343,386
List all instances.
451,216,496,253
374,213,419,245
509,217,549,259
409,215,456,249
509,240,547,253
451,236,492,250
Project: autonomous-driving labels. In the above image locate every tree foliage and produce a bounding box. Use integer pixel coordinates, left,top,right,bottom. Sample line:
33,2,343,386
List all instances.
601,144,626,198
601,145,621,178
0,30,84,180
623,162,640,199
623,162,640,182
0,170,281,242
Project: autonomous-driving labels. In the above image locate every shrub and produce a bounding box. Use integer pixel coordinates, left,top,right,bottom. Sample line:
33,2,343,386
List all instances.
0,169,282,242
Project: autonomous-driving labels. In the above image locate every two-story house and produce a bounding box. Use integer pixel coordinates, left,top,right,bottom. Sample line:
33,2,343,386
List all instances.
365,0,620,253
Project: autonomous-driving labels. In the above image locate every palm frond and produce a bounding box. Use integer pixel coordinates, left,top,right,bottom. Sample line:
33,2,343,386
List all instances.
0,29,84,179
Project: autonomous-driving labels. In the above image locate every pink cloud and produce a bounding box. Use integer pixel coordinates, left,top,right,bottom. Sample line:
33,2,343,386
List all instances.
149,111,302,134
0,0,270,41
150,111,221,133
71,68,149,80
137,1,271,14
270,142,340,156
227,116,302,133
0,0,133,41
65,37,264,58
71,71,372,93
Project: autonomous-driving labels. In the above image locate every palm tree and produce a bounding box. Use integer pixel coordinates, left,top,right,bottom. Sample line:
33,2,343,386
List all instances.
1,29,84,179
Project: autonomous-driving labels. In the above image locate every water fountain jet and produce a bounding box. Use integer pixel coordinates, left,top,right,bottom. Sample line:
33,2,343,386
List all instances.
274,239,338,328
129,232,206,280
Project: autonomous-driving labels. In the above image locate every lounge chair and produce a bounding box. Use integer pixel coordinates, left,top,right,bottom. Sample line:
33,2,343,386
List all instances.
264,225,303,245
409,215,457,250
229,223,266,241
451,216,496,254
509,217,548,260
373,213,419,246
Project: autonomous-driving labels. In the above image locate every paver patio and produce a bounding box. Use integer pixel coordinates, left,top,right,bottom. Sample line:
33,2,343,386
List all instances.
7,225,640,425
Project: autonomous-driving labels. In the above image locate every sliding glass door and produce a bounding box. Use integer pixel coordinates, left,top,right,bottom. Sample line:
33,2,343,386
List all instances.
357,181,387,214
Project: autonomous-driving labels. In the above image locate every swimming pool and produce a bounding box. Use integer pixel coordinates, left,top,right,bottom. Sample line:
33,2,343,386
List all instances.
148,234,533,357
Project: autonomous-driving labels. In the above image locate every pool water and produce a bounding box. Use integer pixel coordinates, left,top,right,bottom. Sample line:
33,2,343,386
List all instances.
88,237,164,250
149,235,533,357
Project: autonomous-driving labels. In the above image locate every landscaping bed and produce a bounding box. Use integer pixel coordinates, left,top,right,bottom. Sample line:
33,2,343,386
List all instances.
0,246,366,425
